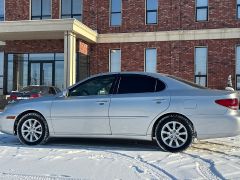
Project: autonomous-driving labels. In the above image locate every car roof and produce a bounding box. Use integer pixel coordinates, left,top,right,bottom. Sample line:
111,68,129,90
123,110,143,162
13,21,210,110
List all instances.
70,72,193,90
95,71,166,78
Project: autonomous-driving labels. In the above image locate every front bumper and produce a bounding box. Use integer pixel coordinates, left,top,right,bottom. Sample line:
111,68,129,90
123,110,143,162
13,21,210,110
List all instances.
0,111,16,135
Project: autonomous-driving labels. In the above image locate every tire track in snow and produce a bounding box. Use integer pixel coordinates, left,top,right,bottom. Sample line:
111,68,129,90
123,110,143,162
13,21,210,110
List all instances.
0,139,174,180
201,141,240,150
104,151,177,180
191,141,240,159
183,152,225,180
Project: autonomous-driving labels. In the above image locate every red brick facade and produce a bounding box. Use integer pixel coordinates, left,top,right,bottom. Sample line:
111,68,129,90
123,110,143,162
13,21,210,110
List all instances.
4,0,240,33
86,0,240,33
2,0,240,90
4,40,64,53
5,0,29,21
91,39,240,90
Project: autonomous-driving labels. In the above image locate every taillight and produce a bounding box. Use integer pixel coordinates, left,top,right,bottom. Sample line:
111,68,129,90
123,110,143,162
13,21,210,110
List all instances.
10,95,17,100
30,94,41,99
215,98,239,110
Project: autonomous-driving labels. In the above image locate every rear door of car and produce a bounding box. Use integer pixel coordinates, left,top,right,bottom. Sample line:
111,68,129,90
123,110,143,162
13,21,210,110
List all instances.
109,74,170,135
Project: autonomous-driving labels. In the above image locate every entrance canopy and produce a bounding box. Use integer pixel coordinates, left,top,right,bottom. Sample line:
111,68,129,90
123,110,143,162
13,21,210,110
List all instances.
0,19,98,88
0,19,97,43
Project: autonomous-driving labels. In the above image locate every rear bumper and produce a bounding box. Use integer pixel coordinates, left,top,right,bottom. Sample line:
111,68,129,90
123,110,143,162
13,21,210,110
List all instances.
190,112,240,140
0,111,16,135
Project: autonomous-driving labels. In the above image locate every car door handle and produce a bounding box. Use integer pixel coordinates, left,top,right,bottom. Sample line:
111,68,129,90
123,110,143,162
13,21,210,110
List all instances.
153,98,166,104
96,100,108,105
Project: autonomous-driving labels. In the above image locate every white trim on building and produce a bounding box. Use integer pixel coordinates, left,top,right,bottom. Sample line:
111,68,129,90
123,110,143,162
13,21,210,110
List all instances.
97,28,240,43
0,19,97,42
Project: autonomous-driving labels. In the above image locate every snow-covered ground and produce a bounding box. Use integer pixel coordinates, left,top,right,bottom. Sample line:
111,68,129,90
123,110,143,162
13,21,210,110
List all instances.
0,132,240,180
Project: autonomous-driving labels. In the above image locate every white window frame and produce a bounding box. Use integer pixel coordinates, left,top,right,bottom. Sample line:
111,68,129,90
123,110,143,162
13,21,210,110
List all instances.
195,0,209,22
109,49,121,72
144,48,157,73
30,0,52,20
237,0,240,19
60,0,83,21
0,0,5,21
109,0,122,26
194,46,208,87
236,45,240,90
145,0,158,25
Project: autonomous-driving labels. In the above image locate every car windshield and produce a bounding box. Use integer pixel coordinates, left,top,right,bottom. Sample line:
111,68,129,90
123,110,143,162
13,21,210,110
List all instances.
167,75,208,89
19,86,48,93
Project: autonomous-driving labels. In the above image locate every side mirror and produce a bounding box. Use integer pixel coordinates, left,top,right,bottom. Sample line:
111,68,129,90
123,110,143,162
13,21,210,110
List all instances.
62,89,69,97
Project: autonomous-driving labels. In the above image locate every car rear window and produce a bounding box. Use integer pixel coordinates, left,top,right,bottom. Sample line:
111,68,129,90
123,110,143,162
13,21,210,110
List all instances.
167,75,207,89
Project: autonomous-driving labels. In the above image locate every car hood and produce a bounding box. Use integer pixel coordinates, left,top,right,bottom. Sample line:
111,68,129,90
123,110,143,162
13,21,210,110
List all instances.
4,96,57,113
14,96,56,104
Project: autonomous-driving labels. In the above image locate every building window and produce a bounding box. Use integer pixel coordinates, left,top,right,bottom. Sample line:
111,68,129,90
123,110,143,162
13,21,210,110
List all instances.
237,0,240,19
146,0,158,24
145,48,157,73
110,49,121,72
110,0,122,26
6,53,64,93
0,52,3,94
0,0,4,21
195,47,207,87
196,0,208,21
31,0,51,20
61,0,83,21
236,46,240,90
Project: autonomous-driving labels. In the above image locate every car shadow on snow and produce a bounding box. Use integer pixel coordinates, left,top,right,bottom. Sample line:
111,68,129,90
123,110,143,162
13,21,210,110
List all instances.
0,133,161,152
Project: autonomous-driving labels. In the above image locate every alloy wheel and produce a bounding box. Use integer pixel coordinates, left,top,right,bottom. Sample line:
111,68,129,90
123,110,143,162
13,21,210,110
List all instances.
21,119,43,143
160,121,188,148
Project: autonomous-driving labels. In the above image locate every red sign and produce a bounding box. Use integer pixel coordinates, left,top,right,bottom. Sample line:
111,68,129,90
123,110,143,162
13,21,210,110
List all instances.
79,42,89,55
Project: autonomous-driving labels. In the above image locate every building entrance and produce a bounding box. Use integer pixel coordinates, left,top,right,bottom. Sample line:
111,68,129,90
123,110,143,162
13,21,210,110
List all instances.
29,62,54,86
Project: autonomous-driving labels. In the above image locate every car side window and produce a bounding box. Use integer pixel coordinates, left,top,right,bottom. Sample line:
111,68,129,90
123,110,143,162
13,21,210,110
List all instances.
69,76,116,97
117,75,157,94
156,79,166,92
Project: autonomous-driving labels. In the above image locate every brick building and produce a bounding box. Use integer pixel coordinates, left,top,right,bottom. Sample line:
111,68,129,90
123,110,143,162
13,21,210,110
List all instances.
0,0,240,95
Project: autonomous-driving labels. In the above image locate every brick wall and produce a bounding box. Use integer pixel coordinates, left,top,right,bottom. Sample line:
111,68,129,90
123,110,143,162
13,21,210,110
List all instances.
82,0,98,30
3,40,64,53
5,0,240,33
52,0,60,19
5,0,30,21
90,39,240,90
90,0,240,34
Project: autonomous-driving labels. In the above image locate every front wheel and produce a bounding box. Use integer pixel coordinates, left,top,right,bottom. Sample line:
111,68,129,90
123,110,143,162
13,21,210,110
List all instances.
155,115,195,153
17,113,49,145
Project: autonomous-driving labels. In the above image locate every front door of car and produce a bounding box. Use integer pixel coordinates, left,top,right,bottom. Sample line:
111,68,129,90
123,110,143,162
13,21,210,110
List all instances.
109,74,170,135
50,75,116,135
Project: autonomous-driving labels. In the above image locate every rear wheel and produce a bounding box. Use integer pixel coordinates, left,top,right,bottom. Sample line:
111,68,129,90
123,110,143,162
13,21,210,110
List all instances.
17,113,49,145
155,114,194,152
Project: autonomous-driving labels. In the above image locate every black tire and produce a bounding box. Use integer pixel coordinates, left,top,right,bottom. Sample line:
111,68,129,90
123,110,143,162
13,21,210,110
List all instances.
155,114,195,153
17,113,49,145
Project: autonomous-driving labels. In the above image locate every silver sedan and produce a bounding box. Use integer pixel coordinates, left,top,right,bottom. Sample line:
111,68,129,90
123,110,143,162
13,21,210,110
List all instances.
0,72,240,152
